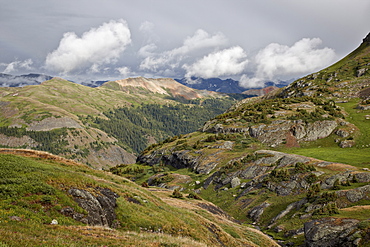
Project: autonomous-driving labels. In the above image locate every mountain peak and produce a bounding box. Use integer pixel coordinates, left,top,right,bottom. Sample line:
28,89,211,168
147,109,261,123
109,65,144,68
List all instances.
363,32,370,44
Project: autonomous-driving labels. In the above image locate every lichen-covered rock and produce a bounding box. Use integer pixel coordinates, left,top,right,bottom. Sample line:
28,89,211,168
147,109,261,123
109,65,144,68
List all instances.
67,187,119,228
304,120,338,141
230,177,241,188
336,129,350,138
340,140,356,148
248,202,271,222
336,185,370,203
304,217,360,247
248,120,337,146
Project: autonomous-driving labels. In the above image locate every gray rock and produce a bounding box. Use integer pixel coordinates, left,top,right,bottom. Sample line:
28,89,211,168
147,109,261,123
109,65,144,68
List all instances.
322,171,352,189
336,185,370,203
354,172,370,183
68,187,119,228
248,202,271,222
212,141,234,149
336,129,349,138
304,217,360,247
357,68,367,77
340,140,356,148
230,177,241,188
304,120,337,141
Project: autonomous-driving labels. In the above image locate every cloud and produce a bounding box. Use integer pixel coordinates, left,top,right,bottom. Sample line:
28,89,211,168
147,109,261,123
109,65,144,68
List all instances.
45,19,131,74
183,46,248,78
139,29,227,74
239,75,266,89
1,59,34,74
116,66,132,77
239,38,336,88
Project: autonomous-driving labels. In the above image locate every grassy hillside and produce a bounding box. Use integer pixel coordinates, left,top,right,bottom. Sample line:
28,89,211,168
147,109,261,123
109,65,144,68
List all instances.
0,149,277,247
119,35,370,246
0,77,237,168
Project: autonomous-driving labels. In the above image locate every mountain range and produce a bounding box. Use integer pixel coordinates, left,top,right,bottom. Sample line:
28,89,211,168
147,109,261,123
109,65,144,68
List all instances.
0,72,289,94
0,32,369,246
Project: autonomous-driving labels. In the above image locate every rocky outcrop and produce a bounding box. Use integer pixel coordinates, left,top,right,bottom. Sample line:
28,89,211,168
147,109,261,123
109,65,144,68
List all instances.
205,119,338,147
87,145,136,169
248,202,271,222
304,218,361,247
336,185,370,204
0,133,37,148
26,117,82,131
340,140,356,148
67,187,119,228
138,149,218,174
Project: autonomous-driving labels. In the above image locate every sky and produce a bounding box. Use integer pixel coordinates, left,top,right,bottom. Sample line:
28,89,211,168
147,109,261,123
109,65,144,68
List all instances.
0,0,369,88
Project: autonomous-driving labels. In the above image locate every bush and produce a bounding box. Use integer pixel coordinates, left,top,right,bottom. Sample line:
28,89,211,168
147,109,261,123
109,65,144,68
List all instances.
171,189,183,199
187,192,201,200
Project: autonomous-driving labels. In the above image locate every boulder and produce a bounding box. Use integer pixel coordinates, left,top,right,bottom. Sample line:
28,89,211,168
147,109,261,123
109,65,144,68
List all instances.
230,177,241,188
340,140,356,148
67,187,119,228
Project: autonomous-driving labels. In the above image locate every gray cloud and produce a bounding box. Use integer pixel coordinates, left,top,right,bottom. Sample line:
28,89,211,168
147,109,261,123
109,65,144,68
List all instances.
45,19,131,74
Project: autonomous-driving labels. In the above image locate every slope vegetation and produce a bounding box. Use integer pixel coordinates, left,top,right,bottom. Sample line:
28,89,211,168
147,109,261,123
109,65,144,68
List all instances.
0,149,277,247
126,33,370,246
0,77,236,168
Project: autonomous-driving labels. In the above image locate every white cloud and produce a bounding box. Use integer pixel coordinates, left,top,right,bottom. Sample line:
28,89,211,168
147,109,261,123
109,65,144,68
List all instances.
183,46,248,78
239,75,266,89
1,59,34,74
239,38,336,88
139,29,227,73
45,19,131,74
116,66,131,77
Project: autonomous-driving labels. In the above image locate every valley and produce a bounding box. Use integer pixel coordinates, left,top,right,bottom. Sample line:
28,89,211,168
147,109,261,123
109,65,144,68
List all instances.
0,33,369,246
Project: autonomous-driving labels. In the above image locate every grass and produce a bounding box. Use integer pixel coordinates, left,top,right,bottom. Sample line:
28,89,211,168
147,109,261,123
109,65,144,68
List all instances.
0,150,278,247
285,99,370,168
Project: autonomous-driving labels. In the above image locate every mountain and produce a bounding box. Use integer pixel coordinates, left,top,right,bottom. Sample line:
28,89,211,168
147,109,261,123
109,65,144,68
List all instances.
175,77,290,94
0,73,110,88
0,148,278,246
0,77,236,169
125,32,370,246
0,73,53,87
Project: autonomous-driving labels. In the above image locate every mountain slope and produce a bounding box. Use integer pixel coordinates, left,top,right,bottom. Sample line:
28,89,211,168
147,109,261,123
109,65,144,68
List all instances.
128,32,370,246
0,77,235,168
0,149,278,247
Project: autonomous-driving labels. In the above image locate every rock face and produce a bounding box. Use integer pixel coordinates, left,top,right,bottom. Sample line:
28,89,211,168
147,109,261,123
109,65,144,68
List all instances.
67,187,119,228
248,202,271,222
304,217,360,247
26,117,82,131
203,119,338,147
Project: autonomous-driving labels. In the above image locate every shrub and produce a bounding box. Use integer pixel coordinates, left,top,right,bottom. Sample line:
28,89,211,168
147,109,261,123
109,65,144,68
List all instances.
187,192,201,200
171,189,183,199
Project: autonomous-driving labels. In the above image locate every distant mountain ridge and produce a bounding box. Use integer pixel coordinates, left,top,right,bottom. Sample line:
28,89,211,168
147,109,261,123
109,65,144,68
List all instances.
175,77,290,94
0,73,53,87
0,73,108,88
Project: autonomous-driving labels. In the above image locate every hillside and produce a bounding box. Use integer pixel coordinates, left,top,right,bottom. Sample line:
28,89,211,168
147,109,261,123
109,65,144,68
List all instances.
0,148,278,246
124,33,370,246
0,77,236,169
